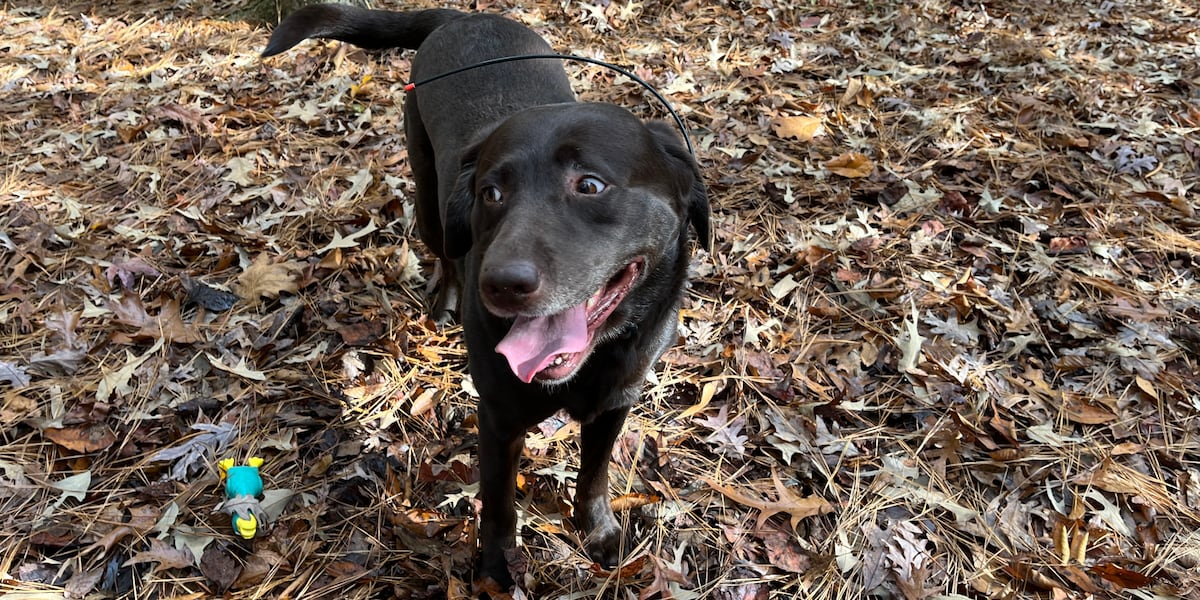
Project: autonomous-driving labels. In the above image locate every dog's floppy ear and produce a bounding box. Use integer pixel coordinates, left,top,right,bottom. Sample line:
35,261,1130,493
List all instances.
646,121,711,251
442,146,479,259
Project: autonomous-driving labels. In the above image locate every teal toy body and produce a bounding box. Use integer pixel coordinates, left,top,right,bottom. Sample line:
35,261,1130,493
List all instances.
225,462,264,497
219,457,267,539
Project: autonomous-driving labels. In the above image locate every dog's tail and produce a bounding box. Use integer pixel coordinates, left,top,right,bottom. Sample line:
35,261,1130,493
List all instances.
261,4,465,57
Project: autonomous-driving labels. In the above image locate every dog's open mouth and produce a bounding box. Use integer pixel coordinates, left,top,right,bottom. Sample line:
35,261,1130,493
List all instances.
495,259,644,383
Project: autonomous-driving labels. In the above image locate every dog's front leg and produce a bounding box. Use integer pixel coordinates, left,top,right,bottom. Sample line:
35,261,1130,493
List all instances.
574,405,630,568
476,405,524,589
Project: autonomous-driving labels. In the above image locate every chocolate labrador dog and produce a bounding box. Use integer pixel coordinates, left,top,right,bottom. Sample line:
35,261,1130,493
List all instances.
263,4,709,589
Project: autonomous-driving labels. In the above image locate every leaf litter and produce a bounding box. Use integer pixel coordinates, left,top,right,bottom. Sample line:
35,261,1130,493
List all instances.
1,0,1199,598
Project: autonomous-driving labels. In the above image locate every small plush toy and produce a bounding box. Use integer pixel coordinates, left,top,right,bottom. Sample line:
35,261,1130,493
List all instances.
218,457,267,539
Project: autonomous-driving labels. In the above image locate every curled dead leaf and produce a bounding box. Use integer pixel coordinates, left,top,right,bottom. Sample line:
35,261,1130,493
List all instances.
1133,190,1193,217
180,275,238,312
1061,395,1117,425
1,391,37,426
473,574,519,600
678,379,719,420
1052,354,1092,372
1047,236,1089,254
824,152,874,178
349,74,373,98
1070,527,1089,565
588,554,649,578
324,559,368,579
447,576,472,600
1089,563,1153,589
1053,520,1069,563
1004,557,1062,591
989,448,1024,462
1133,376,1158,399
398,507,459,538
610,492,661,512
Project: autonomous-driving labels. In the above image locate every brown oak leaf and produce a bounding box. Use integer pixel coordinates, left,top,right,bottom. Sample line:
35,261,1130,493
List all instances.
825,152,874,178
236,254,303,303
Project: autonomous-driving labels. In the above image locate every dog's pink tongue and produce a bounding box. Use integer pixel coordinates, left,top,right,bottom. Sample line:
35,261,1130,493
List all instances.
495,304,589,383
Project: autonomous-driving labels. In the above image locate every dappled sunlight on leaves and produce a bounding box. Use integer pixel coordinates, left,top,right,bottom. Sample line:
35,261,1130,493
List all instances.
2,0,1198,597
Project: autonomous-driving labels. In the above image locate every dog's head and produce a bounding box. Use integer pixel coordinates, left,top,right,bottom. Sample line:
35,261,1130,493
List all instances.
443,103,709,384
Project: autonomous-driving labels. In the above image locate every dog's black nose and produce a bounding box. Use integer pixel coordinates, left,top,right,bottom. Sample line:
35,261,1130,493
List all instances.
481,261,542,310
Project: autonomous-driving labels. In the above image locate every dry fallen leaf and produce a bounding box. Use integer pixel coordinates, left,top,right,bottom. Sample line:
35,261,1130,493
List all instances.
96,340,162,403
42,424,118,453
232,549,291,589
6,2,1200,598
1073,459,1190,518
84,505,162,555
1089,563,1154,589
207,354,267,381
180,274,239,311
588,554,649,578
824,152,874,178
123,539,195,574
151,422,239,481
1061,395,1117,424
677,379,719,420
0,361,32,389
137,298,201,344
236,254,303,303
398,507,459,538
702,470,833,529
763,532,811,573
610,492,661,512
772,115,823,141
839,77,868,107
200,544,242,594
63,567,103,599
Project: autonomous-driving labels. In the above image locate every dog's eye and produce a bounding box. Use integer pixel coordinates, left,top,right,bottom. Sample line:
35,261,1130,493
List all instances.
480,186,502,204
575,176,607,195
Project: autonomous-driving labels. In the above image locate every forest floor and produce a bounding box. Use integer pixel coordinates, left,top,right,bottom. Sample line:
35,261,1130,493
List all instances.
2,0,1199,598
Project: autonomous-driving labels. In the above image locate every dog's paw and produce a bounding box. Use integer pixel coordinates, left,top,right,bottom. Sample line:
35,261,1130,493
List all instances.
475,550,516,593
475,543,535,597
582,518,623,568
474,575,513,600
